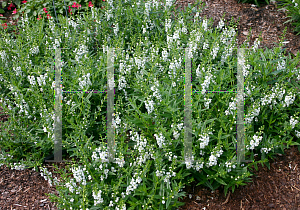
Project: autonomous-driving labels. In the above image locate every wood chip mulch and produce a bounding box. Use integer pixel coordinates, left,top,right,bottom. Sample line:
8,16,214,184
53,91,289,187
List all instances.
1,0,300,209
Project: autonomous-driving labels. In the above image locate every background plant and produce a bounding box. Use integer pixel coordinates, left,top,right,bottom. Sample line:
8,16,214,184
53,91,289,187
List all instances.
1,0,106,22
0,0,300,209
236,0,271,7
276,0,300,35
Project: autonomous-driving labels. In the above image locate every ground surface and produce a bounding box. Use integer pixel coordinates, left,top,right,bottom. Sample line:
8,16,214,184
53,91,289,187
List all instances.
1,0,300,209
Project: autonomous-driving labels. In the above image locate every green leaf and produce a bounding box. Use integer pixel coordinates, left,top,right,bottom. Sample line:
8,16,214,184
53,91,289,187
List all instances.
204,180,214,191
166,197,171,209
2,2,7,8
0,9,5,13
33,11,36,16
254,162,258,171
288,141,300,146
25,9,31,14
265,161,270,170
224,184,229,197
14,0,20,6
215,177,227,186
232,184,235,194
13,14,19,20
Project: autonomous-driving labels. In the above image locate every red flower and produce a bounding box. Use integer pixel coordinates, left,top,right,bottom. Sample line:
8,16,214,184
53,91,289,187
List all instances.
37,15,42,20
13,8,17,14
88,1,93,7
22,0,27,3
0,14,3,17
7,3,15,10
46,14,51,19
43,8,48,13
68,6,73,15
1,23,7,29
72,2,81,8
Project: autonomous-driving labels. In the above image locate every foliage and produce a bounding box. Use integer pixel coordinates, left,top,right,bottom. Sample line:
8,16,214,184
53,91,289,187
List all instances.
276,0,300,35
236,0,271,7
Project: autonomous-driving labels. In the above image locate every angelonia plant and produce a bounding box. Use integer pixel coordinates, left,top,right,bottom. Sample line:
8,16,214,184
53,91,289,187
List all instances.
0,0,300,209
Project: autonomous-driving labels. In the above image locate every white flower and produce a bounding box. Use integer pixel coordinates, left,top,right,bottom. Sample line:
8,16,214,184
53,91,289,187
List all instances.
165,18,172,33
247,134,263,150
13,66,22,77
177,123,183,131
295,130,300,138
71,165,88,186
162,48,169,62
109,200,114,207
217,19,224,29
290,116,299,129
28,75,36,86
204,97,212,109
199,132,211,149
30,46,39,55
79,73,92,90
154,133,165,148
202,19,208,31
145,97,155,114
113,22,119,36
93,189,104,205
252,38,260,51
207,154,217,167
173,130,180,140
283,93,295,108
277,58,286,71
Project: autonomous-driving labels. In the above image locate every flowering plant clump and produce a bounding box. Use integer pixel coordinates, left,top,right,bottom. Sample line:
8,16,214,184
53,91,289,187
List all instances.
276,0,300,35
0,0,300,209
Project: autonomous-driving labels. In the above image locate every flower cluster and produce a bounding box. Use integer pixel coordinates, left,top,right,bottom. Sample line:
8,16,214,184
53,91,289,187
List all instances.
154,132,166,148
66,178,81,194
145,97,155,114
200,66,217,95
112,112,121,130
93,189,104,205
29,46,39,56
225,160,236,173
1,23,7,29
72,2,82,8
125,173,142,196
171,123,183,140
43,8,52,19
40,167,60,187
71,165,91,186
6,3,14,10
13,66,22,77
246,134,263,150
198,131,213,150
155,167,176,186
290,115,299,129
74,44,89,63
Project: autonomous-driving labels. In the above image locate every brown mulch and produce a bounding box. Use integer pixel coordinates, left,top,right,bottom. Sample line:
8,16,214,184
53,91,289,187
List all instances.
1,0,300,209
